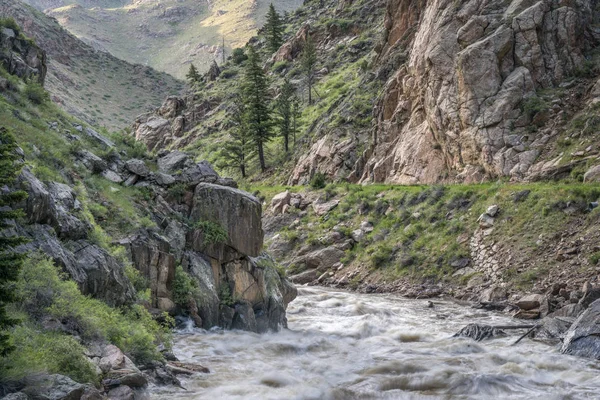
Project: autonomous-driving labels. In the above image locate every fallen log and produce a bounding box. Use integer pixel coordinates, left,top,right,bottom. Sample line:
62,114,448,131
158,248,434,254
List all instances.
454,324,534,341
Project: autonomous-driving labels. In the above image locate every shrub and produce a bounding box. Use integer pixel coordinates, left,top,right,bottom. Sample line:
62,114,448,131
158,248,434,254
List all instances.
232,48,248,65
310,172,327,189
521,96,548,118
172,266,197,307
23,81,49,104
193,220,228,245
1,325,98,383
15,254,171,364
0,17,20,35
219,285,234,307
220,69,238,79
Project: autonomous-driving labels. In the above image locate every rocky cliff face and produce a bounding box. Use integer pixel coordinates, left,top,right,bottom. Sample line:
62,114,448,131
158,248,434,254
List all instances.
0,22,46,84
359,0,600,183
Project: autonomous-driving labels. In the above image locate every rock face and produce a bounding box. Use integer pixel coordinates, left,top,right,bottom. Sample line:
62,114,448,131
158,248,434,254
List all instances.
355,0,595,184
0,23,46,84
561,299,600,359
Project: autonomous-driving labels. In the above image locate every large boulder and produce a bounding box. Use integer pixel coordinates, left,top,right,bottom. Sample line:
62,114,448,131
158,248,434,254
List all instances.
182,251,220,329
21,374,89,400
157,151,190,174
125,159,150,177
561,299,600,359
190,183,263,257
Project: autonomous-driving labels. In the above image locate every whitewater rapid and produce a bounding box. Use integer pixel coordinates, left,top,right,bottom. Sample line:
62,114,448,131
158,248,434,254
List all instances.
151,287,600,399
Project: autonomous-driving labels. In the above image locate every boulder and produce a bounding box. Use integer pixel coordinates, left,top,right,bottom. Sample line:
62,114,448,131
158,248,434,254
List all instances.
190,183,263,257
21,374,87,400
583,165,600,182
125,159,150,177
479,285,507,303
154,172,176,186
157,151,190,173
77,150,107,173
516,294,546,311
477,213,495,229
107,385,134,400
180,161,219,185
85,127,115,148
486,205,499,217
312,199,340,216
47,182,90,240
99,344,125,372
561,299,600,359
271,191,292,215
102,170,124,184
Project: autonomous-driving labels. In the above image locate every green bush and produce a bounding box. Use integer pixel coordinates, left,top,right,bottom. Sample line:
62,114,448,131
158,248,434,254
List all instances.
1,325,98,383
23,81,49,104
16,254,171,364
0,17,20,35
231,48,248,65
173,266,197,307
310,172,327,189
521,96,548,118
194,220,228,245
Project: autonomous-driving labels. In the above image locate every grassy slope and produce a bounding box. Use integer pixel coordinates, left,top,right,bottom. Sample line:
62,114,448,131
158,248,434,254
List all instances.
178,0,383,185
1,0,185,130
252,181,600,294
46,0,303,78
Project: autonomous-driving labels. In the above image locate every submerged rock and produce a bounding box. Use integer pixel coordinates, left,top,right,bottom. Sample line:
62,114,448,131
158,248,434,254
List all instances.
453,324,506,341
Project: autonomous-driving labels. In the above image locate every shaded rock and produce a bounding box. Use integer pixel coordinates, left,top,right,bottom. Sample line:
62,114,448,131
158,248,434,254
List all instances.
107,385,134,400
21,374,87,400
125,159,150,177
85,127,114,148
479,285,506,303
579,288,600,309
583,165,600,182
102,170,124,184
290,269,318,284
182,252,219,329
561,299,600,359
77,150,107,173
157,151,190,173
532,317,574,341
180,161,219,185
514,309,540,319
154,172,176,186
232,302,257,332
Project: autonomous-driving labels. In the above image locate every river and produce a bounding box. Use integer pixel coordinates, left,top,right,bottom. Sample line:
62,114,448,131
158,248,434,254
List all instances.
151,287,600,399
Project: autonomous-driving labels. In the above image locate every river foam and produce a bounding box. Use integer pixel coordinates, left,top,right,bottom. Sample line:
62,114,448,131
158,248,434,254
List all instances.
151,287,600,399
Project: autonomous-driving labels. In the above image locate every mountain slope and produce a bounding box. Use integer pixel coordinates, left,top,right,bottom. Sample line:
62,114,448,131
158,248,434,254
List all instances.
0,0,184,130
24,0,303,78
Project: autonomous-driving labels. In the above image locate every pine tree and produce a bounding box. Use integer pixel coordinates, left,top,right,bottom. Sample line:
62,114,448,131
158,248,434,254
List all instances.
301,35,317,105
218,94,254,178
242,47,273,172
0,127,28,356
265,3,284,53
275,79,295,153
186,63,201,86
291,93,301,147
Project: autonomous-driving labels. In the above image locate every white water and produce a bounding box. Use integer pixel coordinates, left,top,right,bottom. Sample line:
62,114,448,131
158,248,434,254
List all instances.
152,287,600,399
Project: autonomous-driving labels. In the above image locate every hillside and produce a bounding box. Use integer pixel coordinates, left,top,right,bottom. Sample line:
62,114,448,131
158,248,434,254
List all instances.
23,0,303,79
131,0,600,188
0,0,184,130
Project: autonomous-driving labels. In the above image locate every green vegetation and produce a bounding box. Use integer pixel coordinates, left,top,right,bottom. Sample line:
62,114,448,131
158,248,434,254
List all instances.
301,35,317,105
218,95,254,177
24,81,50,104
0,127,28,357
186,63,202,86
173,266,198,307
265,3,284,53
194,220,229,245
275,79,296,153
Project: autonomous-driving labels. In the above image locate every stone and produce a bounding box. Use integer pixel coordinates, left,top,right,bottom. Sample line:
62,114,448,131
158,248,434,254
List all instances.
123,174,138,187
514,309,540,319
125,159,150,177
561,299,600,359
477,213,495,229
77,150,107,172
158,151,190,173
271,191,292,215
154,172,176,186
190,183,263,257
351,229,365,242
583,165,600,182
100,344,126,372
312,199,340,216
134,117,172,152
516,294,546,311
180,161,219,185
579,288,600,309
107,385,134,400
231,302,257,331
486,205,499,217
22,374,87,400
479,286,506,303
102,170,124,183
85,127,115,148
2,393,29,400
290,269,318,284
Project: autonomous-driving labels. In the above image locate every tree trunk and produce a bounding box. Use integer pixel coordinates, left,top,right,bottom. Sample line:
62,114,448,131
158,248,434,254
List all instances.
308,79,312,105
240,163,246,178
284,133,289,153
257,142,266,172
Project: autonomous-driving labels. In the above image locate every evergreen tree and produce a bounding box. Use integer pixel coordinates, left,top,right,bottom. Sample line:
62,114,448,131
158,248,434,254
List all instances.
291,93,301,147
275,79,295,153
301,35,317,105
265,3,284,53
0,127,28,356
242,47,273,172
218,94,254,178
186,63,201,86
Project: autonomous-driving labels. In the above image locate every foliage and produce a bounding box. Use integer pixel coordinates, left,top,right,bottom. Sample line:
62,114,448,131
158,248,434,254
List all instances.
0,17,20,35
194,220,229,245
309,172,327,189
186,63,202,86
217,94,254,177
265,3,284,53
522,96,548,118
15,254,171,364
1,325,98,383
173,266,197,308
23,81,50,104
0,127,28,357
219,284,235,307
275,79,296,153
231,48,248,65
242,47,273,171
